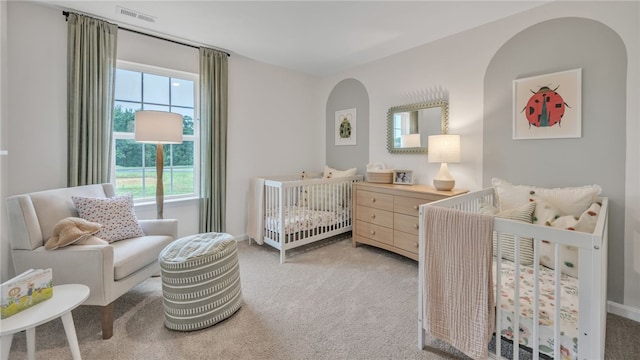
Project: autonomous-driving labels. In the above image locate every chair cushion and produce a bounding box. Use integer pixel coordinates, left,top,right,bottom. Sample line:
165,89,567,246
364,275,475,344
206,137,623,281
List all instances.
112,235,174,280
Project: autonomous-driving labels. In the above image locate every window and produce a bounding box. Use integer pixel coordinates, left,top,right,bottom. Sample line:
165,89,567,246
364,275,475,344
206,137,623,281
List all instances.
112,61,199,201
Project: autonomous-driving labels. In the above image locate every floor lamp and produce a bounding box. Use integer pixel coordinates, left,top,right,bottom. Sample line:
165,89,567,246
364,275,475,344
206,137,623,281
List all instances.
135,110,183,219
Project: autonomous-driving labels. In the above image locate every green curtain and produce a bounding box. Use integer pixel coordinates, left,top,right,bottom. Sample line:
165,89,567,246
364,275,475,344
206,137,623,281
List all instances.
199,48,228,232
67,13,118,187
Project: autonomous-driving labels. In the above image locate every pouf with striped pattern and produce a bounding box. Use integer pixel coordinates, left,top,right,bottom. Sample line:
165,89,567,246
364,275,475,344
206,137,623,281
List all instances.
159,232,242,331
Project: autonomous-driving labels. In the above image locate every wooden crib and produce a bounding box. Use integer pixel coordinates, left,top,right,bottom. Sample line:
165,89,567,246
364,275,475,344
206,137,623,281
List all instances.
248,173,363,263
418,187,608,360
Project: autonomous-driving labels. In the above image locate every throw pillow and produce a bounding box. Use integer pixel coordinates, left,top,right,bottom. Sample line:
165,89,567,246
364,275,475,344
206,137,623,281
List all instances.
479,201,535,265
541,202,602,278
323,165,357,179
72,194,145,243
528,193,564,225
491,177,601,216
44,217,103,250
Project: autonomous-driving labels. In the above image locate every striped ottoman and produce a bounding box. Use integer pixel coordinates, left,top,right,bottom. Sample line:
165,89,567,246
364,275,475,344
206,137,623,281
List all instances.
159,232,242,331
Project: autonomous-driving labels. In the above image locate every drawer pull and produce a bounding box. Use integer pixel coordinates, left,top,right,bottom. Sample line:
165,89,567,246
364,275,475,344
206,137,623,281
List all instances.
413,205,419,210
414,224,419,229
370,198,376,203
370,230,376,235
414,243,418,247
370,214,376,219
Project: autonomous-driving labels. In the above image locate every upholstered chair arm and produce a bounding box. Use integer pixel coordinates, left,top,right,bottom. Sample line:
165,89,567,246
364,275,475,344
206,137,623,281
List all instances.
11,245,114,306
138,219,178,239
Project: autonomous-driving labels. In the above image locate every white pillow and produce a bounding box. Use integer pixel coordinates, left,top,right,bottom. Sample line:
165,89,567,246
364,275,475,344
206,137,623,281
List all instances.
491,178,601,216
324,165,357,179
72,194,145,243
540,202,602,278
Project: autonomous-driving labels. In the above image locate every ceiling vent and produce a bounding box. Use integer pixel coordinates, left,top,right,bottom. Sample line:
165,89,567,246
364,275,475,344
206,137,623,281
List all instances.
116,6,156,23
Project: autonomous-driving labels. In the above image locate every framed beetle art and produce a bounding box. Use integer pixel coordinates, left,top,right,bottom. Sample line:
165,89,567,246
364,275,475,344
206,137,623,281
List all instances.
513,68,581,140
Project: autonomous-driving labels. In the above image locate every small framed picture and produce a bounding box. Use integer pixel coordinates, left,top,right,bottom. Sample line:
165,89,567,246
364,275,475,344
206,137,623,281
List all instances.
393,170,413,185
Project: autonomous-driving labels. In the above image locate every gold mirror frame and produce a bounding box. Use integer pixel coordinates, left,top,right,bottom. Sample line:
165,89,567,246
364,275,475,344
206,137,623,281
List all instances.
386,100,449,154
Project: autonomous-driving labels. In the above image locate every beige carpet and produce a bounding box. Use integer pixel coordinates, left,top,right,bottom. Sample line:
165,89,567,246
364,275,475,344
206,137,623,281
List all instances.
5,236,640,359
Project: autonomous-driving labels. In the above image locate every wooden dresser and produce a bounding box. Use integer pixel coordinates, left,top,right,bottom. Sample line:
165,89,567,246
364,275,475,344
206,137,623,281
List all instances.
352,182,467,260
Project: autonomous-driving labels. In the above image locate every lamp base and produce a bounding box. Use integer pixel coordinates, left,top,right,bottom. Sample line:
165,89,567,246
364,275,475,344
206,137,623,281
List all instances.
433,179,455,191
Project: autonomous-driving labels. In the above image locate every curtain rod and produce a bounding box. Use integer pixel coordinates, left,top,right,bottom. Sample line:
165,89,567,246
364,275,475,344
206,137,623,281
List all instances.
62,11,230,57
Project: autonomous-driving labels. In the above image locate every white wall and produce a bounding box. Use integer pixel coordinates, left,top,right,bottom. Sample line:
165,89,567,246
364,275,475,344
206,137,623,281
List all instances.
0,0,10,282
319,1,640,315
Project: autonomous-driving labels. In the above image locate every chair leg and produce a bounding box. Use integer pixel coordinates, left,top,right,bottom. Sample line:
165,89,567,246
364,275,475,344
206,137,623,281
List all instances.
100,303,114,339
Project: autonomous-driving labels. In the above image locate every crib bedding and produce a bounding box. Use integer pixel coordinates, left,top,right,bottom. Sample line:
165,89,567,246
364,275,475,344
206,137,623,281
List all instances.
495,259,579,360
265,206,347,235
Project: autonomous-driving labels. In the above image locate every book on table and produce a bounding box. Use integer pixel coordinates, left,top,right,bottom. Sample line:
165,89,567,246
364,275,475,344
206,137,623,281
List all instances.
1,268,53,319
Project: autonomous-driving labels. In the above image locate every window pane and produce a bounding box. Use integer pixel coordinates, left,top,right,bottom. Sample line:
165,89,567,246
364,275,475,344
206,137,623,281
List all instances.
115,69,141,102
171,108,195,135
114,101,140,133
171,78,194,107
114,139,148,199
143,73,170,104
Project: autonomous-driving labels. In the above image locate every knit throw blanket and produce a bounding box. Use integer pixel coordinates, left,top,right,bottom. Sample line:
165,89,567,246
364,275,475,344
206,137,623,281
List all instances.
422,205,495,360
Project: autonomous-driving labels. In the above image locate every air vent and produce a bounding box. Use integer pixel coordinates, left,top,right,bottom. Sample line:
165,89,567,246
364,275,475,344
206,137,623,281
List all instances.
116,6,156,23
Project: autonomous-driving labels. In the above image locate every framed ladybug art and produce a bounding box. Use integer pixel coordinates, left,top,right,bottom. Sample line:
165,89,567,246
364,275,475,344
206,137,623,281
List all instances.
513,68,581,140
335,108,357,146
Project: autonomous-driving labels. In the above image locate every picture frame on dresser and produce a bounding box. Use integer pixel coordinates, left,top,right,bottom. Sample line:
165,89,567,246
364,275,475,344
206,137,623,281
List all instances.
393,170,413,185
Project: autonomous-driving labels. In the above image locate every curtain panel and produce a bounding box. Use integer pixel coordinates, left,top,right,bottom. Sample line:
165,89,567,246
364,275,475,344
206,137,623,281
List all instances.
199,48,228,232
67,13,117,187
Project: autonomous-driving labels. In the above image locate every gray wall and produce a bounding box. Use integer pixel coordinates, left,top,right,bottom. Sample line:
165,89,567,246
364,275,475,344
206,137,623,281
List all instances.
483,18,627,302
326,78,369,174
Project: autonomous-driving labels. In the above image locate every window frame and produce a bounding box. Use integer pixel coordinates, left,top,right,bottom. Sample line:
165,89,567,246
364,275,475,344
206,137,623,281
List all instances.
111,60,200,203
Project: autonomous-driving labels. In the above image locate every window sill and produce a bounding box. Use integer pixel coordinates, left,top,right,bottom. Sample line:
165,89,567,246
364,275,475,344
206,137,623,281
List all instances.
134,196,199,209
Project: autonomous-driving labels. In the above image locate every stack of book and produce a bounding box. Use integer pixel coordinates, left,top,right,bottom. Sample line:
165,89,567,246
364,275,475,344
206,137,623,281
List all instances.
1,268,53,319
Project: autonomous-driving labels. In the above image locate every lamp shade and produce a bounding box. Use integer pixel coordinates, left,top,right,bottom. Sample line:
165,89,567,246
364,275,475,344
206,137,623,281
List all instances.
134,110,183,144
428,134,460,163
400,133,421,148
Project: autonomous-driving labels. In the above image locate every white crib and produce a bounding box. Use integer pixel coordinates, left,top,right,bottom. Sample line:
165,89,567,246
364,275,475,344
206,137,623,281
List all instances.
418,187,608,360
250,174,363,263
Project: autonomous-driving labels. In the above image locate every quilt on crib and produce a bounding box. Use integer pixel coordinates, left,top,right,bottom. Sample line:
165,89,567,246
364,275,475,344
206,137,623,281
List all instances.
265,206,347,235
495,259,579,360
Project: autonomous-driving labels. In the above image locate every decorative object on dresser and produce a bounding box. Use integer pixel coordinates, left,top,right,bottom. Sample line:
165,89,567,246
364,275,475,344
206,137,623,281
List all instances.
365,162,393,184
427,134,460,191
392,170,413,185
352,182,467,260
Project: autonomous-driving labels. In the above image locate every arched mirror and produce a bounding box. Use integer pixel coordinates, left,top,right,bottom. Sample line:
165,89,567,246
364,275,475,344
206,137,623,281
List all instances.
386,100,449,154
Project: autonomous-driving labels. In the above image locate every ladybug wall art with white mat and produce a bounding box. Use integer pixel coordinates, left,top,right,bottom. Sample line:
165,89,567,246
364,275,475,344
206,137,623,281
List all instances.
512,68,582,140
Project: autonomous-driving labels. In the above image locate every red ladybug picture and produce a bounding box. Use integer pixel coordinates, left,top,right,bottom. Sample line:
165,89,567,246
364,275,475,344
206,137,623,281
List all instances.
521,85,570,128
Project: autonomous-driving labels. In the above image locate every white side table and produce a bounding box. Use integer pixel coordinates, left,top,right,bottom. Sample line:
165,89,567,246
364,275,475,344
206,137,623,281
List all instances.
0,284,89,360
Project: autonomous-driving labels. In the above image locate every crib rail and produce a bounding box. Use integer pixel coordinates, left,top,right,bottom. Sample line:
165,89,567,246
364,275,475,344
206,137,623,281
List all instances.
263,174,363,263
418,188,608,360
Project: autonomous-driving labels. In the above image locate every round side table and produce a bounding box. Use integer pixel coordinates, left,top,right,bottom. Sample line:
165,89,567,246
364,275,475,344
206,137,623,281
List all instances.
0,283,89,360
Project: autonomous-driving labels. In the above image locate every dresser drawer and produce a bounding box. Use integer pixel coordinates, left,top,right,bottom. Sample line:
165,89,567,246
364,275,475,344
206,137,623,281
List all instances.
394,230,419,254
355,220,393,245
356,190,393,211
356,205,393,228
394,196,426,216
394,213,420,235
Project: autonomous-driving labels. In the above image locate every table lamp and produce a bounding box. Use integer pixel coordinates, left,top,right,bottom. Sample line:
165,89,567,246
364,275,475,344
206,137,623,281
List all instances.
135,110,183,219
428,134,460,191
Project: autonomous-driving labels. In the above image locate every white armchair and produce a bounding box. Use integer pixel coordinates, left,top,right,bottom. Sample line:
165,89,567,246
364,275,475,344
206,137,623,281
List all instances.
5,183,177,339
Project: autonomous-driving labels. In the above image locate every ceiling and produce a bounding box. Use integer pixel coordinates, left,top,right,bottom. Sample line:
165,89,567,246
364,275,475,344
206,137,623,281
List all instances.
34,1,549,76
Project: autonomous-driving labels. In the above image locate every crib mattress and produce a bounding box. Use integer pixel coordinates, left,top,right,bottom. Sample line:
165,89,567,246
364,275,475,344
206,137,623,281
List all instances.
495,259,579,360
265,206,347,235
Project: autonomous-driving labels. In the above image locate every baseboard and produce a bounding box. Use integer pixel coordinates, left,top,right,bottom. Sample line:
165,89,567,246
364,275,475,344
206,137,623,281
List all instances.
236,234,249,242
607,301,640,322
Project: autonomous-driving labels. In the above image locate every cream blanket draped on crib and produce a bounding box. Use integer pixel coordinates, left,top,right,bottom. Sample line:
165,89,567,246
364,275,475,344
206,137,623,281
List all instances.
422,206,495,360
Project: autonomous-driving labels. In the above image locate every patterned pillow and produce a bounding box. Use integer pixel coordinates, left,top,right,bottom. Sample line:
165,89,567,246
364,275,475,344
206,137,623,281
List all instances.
72,194,145,243
541,202,602,278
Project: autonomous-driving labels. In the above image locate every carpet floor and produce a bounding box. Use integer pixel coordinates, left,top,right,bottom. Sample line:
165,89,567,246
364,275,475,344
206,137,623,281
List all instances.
5,236,640,359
